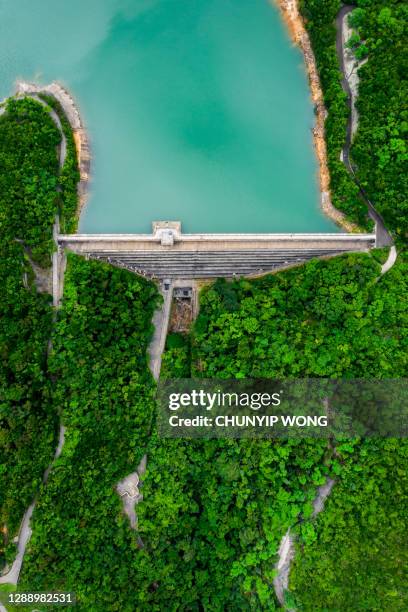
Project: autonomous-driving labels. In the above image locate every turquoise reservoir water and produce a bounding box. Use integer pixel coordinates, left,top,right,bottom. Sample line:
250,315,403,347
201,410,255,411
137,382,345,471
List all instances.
0,0,336,233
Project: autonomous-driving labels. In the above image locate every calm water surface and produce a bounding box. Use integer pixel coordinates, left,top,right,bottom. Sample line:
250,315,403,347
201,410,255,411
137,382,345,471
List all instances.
0,0,336,233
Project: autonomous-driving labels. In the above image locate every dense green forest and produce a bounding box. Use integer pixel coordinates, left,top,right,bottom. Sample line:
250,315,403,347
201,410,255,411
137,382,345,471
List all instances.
191,252,406,378
1,0,406,609
155,251,407,610
18,256,336,610
290,437,408,611
0,242,56,567
0,93,80,572
11,257,326,611
135,435,332,610
0,98,61,263
283,1,408,606
18,250,405,610
350,0,407,238
300,0,407,238
19,256,161,610
38,94,80,234
0,99,61,569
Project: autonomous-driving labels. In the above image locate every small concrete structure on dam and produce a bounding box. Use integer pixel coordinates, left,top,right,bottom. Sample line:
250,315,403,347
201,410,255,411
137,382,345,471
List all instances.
58,221,377,281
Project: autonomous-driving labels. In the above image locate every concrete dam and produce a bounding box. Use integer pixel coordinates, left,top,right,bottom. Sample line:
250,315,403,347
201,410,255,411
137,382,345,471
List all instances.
58,222,377,281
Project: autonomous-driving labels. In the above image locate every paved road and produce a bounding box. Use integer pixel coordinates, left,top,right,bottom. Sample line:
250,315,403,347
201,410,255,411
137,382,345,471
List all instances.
336,6,392,247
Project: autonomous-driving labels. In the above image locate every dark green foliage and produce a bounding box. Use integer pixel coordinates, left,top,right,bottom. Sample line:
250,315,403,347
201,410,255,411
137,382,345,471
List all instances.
300,0,408,238
284,5,408,601
166,332,188,349
299,0,370,228
19,255,160,610
174,251,405,609
22,254,390,610
192,253,407,378
0,98,62,566
48,255,158,439
0,241,56,550
161,333,191,378
17,249,407,610
148,250,406,610
0,98,61,265
290,438,408,611
369,246,389,264
39,94,80,233
134,435,331,611
350,1,408,239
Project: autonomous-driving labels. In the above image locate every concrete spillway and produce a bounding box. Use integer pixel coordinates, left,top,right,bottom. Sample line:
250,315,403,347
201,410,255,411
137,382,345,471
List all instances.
85,248,349,279
58,224,376,280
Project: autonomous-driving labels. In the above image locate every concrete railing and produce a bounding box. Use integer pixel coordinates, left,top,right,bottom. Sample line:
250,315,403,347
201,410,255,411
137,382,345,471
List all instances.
57,223,376,279
58,231,376,253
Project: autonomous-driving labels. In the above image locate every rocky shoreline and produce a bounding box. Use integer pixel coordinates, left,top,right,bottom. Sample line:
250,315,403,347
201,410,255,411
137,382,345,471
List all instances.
274,0,359,233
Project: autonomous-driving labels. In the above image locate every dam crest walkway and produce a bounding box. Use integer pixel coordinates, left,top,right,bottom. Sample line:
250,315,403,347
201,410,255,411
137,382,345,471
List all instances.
57,222,377,281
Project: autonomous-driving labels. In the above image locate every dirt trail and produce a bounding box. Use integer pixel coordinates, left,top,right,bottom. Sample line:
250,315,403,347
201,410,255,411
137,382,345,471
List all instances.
0,88,73,592
0,427,65,587
335,7,392,249
273,477,335,608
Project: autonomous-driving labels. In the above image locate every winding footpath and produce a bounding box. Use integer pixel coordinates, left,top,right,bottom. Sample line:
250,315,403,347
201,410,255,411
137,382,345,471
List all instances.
119,282,173,541
0,428,66,590
0,90,72,600
273,4,397,609
273,477,335,609
336,6,392,250
0,10,397,606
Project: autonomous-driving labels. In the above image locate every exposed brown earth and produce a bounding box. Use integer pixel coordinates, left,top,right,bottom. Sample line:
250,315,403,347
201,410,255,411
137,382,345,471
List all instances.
170,298,194,333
